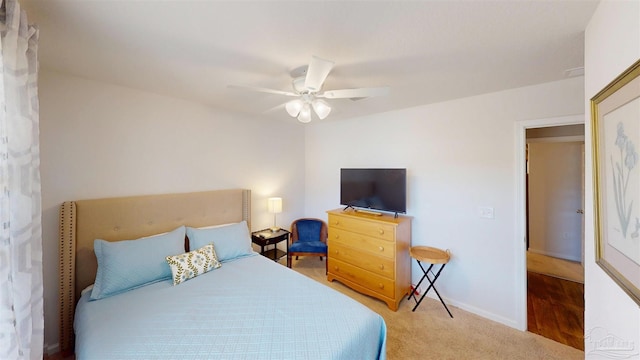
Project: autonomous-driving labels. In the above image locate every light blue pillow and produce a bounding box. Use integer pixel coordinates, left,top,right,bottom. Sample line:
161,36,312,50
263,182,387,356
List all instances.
187,221,253,262
91,225,186,300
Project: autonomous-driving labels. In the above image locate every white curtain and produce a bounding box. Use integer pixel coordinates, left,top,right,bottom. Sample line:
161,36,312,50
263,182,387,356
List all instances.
0,0,43,359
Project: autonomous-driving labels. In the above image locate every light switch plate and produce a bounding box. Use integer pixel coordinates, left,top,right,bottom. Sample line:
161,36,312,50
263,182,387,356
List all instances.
479,206,494,219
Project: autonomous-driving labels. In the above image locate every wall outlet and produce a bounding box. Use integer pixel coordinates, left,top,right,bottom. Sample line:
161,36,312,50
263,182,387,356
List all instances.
478,206,495,219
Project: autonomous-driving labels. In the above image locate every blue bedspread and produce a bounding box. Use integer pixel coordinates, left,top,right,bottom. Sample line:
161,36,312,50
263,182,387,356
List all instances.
75,253,387,359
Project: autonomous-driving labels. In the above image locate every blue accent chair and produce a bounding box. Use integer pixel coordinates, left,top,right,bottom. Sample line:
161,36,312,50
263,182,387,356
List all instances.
288,218,328,273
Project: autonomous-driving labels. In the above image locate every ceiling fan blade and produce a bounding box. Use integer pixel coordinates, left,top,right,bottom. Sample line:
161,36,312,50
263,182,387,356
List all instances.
263,103,286,114
317,87,390,99
304,56,335,92
227,84,298,97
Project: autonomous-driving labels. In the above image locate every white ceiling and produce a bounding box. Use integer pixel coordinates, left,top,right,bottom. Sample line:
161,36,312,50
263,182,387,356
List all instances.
22,0,599,123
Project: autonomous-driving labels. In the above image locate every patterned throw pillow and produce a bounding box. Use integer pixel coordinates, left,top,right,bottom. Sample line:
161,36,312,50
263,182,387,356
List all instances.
166,244,222,286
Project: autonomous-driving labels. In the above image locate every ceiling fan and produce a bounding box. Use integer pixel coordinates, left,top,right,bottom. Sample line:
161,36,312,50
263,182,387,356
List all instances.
229,56,389,123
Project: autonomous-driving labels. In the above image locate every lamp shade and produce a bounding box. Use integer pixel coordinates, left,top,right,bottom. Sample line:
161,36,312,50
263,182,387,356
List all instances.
312,99,331,120
285,99,303,117
267,197,282,214
297,103,311,123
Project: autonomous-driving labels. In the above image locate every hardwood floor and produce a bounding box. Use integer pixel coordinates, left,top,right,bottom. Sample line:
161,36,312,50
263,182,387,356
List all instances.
527,271,585,350
43,352,74,360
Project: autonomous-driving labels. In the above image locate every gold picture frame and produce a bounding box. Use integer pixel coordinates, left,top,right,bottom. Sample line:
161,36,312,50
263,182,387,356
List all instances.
591,58,640,306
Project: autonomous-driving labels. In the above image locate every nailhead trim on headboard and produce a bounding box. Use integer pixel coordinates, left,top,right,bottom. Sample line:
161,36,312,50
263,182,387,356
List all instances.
59,201,76,354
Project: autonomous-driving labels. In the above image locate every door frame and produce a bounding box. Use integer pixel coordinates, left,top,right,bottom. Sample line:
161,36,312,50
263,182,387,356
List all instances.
514,114,585,330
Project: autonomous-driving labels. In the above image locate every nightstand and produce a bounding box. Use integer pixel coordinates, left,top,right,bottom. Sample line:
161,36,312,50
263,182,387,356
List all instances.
251,228,290,262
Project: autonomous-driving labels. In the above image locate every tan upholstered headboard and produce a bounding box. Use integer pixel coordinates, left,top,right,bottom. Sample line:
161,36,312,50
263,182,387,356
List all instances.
58,189,251,354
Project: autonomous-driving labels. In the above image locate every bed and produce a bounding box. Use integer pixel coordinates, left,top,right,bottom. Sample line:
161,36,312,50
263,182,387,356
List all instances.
58,189,387,359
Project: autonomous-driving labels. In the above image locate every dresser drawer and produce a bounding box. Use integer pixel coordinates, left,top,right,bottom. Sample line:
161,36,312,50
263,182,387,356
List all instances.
329,240,394,279
328,258,394,298
328,214,395,241
328,227,395,260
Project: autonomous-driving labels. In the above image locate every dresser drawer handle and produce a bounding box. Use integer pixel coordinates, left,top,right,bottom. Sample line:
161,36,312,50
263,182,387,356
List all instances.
334,234,340,239
334,266,339,271
378,283,384,289
378,246,384,252
334,220,340,225
334,250,339,255
379,264,384,270
378,229,385,235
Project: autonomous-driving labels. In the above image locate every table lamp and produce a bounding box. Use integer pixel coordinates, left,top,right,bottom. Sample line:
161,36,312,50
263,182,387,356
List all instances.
267,197,282,232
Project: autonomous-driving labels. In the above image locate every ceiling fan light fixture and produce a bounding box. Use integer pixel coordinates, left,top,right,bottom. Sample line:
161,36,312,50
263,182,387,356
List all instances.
297,103,312,123
230,56,389,124
312,99,331,120
285,99,303,117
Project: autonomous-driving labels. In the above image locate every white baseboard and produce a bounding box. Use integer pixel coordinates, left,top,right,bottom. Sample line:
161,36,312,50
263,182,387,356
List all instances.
415,287,521,330
44,342,60,356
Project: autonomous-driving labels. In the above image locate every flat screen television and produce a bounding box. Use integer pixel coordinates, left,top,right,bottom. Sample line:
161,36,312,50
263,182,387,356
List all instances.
340,168,407,215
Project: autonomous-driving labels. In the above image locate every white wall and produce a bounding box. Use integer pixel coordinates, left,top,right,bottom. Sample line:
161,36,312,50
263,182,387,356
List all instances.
39,70,306,351
584,0,640,357
304,77,584,328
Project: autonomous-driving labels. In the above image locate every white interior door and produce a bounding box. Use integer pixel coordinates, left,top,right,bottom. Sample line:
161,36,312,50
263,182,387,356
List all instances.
527,141,584,262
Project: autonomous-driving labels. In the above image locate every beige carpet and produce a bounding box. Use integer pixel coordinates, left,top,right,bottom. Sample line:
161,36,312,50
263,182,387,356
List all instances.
284,256,584,360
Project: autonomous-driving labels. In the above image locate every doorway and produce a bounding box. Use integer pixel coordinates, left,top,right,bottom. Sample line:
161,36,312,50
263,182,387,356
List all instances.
515,114,585,348
525,125,585,350
526,127,585,276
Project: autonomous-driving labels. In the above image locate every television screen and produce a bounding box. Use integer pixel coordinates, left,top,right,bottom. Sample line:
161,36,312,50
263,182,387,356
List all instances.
340,168,407,214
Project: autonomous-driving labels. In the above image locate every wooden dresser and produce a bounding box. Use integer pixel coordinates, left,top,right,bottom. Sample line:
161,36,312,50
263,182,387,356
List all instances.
326,208,412,311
